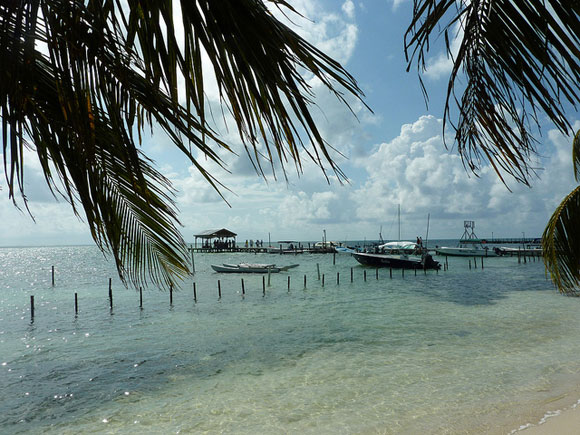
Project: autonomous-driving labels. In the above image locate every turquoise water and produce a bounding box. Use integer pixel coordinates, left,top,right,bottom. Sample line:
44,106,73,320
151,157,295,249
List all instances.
1,244,580,434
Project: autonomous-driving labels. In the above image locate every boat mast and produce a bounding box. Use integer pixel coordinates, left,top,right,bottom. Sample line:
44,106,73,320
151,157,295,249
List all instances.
398,204,401,242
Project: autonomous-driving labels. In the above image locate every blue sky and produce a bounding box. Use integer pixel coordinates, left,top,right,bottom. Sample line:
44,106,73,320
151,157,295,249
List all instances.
1,0,578,246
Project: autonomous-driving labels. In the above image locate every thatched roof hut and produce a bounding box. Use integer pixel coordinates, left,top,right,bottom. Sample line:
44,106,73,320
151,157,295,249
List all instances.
194,228,237,248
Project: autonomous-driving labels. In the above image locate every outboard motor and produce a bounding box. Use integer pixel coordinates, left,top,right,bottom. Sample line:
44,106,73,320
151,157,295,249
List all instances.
422,253,441,269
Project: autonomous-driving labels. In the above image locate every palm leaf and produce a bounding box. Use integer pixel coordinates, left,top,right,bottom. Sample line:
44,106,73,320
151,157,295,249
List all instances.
0,0,366,288
405,0,580,186
573,129,580,182
542,185,580,295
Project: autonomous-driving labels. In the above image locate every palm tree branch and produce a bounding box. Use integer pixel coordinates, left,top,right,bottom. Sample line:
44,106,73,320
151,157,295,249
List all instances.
542,184,580,295
405,0,580,185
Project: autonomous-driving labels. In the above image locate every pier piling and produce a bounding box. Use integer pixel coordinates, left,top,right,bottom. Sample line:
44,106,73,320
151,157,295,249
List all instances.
108,278,113,309
193,282,197,302
51,266,55,287
75,293,78,314
140,287,143,308
218,280,221,299
30,295,34,319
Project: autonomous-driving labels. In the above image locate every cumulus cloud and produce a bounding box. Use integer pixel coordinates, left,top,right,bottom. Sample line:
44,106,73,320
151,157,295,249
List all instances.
350,115,577,240
424,21,463,81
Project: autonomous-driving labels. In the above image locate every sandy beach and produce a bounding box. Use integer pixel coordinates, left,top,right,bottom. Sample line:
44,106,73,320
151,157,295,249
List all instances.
515,400,580,434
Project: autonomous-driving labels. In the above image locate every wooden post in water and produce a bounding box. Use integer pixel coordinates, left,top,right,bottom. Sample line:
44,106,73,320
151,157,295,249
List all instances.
364,270,367,282
414,268,417,276
481,257,484,269
337,272,340,285
469,260,472,270
390,267,392,279
30,295,34,319
304,275,306,288
474,257,477,269
241,279,245,296
75,293,78,314
108,278,113,309
193,282,197,302
317,263,320,280
322,274,325,287
287,276,290,291
139,287,143,308
446,256,449,270
170,284,173,305
218,280,221,299
350,268,353,283
267,268,271,286
51,266,55,287
376,268,379,280
191,249,195,275
333,252,336,265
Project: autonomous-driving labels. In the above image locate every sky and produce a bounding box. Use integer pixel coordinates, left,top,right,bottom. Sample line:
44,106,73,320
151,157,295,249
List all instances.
1,0,579,247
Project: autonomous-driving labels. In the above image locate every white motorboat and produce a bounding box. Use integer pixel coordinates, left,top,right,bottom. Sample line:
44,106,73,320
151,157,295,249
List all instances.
435,221,499,257
435,246,498,257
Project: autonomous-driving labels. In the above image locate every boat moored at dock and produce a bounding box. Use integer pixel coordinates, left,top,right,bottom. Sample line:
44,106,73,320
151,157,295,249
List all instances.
435,221,500,257
211,263,299,273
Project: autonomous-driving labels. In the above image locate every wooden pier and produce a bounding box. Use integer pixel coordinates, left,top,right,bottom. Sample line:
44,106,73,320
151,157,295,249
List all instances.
187,245,336,254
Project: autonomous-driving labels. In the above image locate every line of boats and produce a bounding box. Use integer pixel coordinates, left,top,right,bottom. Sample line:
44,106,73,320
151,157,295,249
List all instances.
209,221,541,274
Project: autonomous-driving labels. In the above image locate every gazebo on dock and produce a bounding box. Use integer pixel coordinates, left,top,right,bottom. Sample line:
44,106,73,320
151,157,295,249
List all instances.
194,228,237,249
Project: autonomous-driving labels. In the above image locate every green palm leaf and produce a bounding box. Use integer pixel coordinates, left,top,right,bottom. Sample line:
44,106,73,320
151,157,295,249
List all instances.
0,1,365,288
405,0,580,186
542,185,580,295
573,129,580,182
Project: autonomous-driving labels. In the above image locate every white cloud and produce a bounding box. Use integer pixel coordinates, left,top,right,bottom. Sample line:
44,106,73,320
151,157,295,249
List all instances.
424,22,463,81
342,1,355,19
350,115,577,240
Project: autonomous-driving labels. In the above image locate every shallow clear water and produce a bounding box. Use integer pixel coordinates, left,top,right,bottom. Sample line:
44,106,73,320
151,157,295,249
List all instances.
1,244,579,434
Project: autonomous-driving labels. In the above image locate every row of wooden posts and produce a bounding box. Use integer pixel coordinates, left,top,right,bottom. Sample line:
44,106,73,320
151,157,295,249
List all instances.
31,254,539,319
33,262,443,318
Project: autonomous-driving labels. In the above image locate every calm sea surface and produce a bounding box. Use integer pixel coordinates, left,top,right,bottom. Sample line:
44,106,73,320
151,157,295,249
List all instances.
1,243,580,434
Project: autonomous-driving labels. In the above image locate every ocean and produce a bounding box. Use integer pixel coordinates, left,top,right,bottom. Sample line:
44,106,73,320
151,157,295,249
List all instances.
1,243,580,434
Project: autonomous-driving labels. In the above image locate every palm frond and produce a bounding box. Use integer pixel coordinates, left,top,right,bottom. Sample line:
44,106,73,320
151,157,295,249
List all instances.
0,0,366,288
573,129,580,182
405,0,580,186
542,185,580,295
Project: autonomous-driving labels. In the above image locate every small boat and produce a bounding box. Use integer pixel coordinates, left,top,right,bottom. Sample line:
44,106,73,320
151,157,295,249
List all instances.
352,241,440,270
211,263,299,273
353,207,440,270
435,221,499,257
352,251,440,270
335,246,357,254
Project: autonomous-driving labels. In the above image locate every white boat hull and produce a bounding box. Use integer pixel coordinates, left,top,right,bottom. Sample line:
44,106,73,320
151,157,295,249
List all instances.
435,247,499,257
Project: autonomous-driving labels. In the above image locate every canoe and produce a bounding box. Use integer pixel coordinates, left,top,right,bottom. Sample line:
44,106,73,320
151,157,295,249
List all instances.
211,263,299,273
